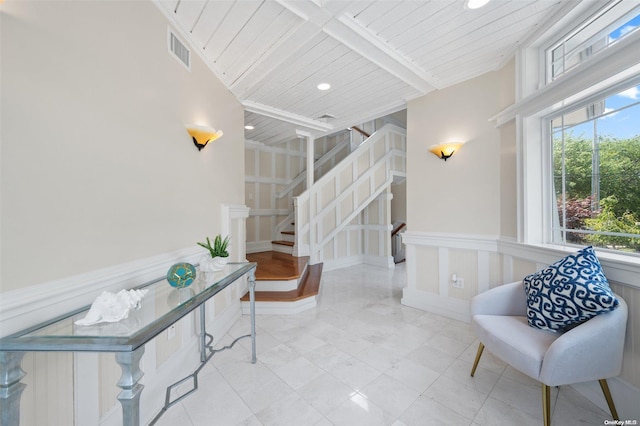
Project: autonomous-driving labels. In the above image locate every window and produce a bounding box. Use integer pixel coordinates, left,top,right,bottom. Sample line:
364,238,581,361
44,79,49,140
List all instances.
551,82,640,253
547,1,640,82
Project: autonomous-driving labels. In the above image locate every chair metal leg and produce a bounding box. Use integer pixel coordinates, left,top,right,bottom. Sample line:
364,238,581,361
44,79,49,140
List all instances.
598,379,619,420
542,384,551,426
470,343,484,377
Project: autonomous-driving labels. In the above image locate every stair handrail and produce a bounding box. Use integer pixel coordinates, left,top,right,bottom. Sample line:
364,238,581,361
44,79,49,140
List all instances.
294,124,407,261
391,222,406,237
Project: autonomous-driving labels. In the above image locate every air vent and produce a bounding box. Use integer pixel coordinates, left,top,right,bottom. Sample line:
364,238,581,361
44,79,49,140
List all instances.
316,114,337,121
168,28,190,71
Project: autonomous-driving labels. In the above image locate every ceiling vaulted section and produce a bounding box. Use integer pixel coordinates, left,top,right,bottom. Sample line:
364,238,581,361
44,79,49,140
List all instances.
157,0,569,143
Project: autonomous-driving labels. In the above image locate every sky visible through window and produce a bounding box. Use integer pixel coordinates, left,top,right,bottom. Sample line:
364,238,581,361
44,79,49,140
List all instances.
599,87,640,139
554,84,640,140
608,13,640,41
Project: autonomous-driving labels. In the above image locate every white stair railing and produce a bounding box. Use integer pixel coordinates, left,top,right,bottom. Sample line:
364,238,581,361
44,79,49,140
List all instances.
273,132,350,241
294,124,406,262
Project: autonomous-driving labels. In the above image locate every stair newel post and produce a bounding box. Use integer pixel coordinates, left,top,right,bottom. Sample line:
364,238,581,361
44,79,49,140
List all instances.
297,129,318,263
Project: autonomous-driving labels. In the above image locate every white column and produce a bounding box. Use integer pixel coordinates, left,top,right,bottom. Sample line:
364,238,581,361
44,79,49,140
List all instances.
297,130,316,262
296,130,315,190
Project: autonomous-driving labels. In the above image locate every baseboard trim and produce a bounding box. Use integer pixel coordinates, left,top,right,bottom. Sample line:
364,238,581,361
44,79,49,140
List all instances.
323,255,394,271
246,241,273,254
363,255,395,268
323,256,363,271
401,287,470,323
241,296,317,315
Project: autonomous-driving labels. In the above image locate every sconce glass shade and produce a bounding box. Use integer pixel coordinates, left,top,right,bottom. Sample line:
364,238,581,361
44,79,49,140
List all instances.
187,125,223,151
428,142,465,161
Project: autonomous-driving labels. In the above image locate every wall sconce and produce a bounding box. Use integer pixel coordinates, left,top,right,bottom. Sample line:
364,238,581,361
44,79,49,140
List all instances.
428,142,465,161
186,125,223,151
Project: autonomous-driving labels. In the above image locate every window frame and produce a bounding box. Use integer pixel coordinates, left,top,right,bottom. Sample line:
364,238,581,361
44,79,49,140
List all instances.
498,1,640,261
543,77,640,252
544,0,640,83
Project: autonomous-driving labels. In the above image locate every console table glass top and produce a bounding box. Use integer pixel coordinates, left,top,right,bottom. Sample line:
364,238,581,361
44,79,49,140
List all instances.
0,262,257,353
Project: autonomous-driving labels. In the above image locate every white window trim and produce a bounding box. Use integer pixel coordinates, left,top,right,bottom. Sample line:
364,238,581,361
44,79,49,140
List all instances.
493,29,640,127
492,3,640,278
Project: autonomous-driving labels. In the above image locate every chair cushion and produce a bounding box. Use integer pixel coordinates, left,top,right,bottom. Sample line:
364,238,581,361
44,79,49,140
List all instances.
472,315,559,380
523,246,618,332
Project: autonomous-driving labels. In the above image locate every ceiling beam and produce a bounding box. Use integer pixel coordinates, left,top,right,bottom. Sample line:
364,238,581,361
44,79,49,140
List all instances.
243,101,334,132
275,0,439,94
323,14,439,94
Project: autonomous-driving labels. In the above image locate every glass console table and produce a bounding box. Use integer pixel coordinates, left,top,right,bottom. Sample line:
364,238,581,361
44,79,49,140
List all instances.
0,262,257,426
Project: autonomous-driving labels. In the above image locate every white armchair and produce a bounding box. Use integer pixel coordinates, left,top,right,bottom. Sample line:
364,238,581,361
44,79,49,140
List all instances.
470,281,628,426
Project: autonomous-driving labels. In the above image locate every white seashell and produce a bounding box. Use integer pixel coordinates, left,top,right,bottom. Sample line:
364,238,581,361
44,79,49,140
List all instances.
75,289,149,326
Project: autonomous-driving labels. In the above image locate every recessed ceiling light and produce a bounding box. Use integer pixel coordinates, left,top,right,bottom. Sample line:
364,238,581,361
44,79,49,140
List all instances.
244,125,254,130
317,83,331,91
465,0,490,9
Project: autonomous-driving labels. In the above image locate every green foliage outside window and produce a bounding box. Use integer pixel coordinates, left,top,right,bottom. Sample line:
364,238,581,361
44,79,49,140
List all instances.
554,134,640,252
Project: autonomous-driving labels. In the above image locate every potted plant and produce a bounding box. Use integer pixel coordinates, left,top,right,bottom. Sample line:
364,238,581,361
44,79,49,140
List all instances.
197,234,230,272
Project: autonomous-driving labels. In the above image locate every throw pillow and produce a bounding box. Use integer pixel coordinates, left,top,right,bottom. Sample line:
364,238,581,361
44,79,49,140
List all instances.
523,246,618,332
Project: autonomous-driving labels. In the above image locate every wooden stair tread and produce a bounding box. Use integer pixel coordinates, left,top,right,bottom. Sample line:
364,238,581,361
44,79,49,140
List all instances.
272,240,294,247
241,263,323,302
281,230,295,235
247,252,308,281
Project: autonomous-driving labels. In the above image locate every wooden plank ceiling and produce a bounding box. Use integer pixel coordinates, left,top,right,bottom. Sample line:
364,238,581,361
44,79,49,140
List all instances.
157,0,567,145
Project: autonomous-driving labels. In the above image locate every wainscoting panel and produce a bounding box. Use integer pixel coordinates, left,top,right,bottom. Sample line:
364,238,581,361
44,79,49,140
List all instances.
99,352,121,417
402,232,640,417
20,352,74,426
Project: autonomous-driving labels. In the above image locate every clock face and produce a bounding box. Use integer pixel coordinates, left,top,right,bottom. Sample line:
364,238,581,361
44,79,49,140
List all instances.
167,263,197,288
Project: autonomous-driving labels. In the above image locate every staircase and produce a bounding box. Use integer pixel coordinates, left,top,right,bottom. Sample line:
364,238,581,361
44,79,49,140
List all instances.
271,133,352,254
292,124,406,263
243,124,406,314
240,251,323,314
271,229,295,254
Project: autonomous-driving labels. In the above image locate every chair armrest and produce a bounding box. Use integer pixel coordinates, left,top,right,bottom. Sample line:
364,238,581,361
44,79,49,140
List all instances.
540,295,628,386
470,281,527,317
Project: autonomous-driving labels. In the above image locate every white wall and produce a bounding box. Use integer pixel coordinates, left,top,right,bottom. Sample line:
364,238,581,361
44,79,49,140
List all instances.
391,181,406,224
407,68,505,236
1,0,245,293
402,65,510,309
0,1,247,424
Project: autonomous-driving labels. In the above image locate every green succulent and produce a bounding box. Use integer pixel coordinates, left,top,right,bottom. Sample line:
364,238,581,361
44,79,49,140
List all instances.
197,234,230,258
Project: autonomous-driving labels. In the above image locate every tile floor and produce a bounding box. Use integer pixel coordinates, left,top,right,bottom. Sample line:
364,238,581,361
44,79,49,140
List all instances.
156,263,611,426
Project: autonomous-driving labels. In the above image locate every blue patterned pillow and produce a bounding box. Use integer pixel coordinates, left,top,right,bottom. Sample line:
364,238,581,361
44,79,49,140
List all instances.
523,246,618,332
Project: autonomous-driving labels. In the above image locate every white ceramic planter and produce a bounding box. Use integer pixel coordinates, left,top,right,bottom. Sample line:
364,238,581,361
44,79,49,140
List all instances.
199,255,229,272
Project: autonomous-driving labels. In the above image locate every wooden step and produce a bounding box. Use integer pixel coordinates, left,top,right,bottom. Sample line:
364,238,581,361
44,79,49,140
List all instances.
271,239,294,254
272,240,294,247
281,230,295,235
241,251,323,314
241,263,323,303
247,251,307,281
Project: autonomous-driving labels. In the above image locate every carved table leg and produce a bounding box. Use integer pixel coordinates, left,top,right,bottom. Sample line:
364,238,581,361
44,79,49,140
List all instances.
115,347,145,426
0,352,26,426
